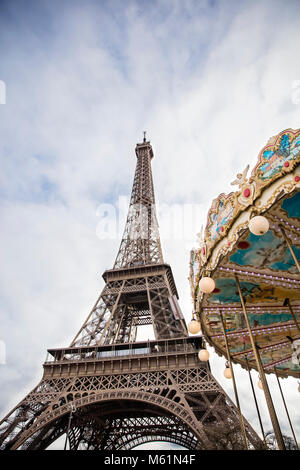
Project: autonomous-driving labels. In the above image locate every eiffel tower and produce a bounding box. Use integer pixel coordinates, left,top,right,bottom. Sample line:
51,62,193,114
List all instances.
0,136,263,450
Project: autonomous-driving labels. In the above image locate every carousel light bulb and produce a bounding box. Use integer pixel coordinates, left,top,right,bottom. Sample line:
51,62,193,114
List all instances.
249,215,269,236
188,319,201,334
258,379,263,390
198,349,210,361
224,367,232,379
199,277,215,294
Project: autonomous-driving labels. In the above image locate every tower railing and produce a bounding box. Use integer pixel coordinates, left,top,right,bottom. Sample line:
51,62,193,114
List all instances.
44,336,203,364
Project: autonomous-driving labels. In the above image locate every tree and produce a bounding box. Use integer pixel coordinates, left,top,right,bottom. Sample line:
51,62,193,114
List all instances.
265,430,298,450
204,421,249,450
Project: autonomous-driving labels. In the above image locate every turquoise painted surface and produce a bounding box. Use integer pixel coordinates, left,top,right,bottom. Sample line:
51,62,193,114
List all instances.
229,230,300,273
270,245,300,272
259,134,300,180
247,312,292,327
209,199,234,241
209,278,260,304
281,191,300,219
276,364,300,371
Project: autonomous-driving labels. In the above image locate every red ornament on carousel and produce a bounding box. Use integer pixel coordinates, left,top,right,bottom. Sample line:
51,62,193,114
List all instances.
243,188,251,198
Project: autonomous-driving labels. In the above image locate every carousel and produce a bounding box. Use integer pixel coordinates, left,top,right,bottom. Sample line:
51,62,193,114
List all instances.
189,128,300,450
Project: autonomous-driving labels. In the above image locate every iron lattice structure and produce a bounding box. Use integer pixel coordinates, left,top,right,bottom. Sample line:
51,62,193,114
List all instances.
0,138,264,450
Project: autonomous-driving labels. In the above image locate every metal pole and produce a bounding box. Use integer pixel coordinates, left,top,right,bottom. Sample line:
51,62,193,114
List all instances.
245,356,267,449
114,309,125,342
235,274,286,450
220,313,249,450
279,224,300,273
274,367,299,449
285,298,300,333
128,315,133,342
64,404,75,450
99,280,125,345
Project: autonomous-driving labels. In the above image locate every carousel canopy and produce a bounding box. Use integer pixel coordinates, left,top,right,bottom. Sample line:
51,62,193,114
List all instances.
190,128,300,378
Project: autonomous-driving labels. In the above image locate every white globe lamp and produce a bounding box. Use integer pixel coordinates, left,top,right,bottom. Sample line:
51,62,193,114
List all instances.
249,216,269,236
224,366,232,379
199,277,215,294
188,319,201,335
198,349,210,361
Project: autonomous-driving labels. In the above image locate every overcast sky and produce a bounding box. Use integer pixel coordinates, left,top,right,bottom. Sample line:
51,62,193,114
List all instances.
0,0,299,450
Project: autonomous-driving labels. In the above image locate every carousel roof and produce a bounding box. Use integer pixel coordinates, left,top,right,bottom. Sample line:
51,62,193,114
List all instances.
190,128,300,378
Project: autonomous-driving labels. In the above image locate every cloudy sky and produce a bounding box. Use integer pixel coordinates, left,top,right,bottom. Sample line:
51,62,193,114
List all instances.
0,0,299,450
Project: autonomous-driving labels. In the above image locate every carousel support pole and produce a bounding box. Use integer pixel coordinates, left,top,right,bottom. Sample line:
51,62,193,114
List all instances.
245,356,267,449
284,298,300,333
220,313,249,450
234,274,286,450
274,367,299,450
279,224,300,273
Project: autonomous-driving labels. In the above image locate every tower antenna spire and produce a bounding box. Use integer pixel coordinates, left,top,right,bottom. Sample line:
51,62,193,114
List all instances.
143,130,146,143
